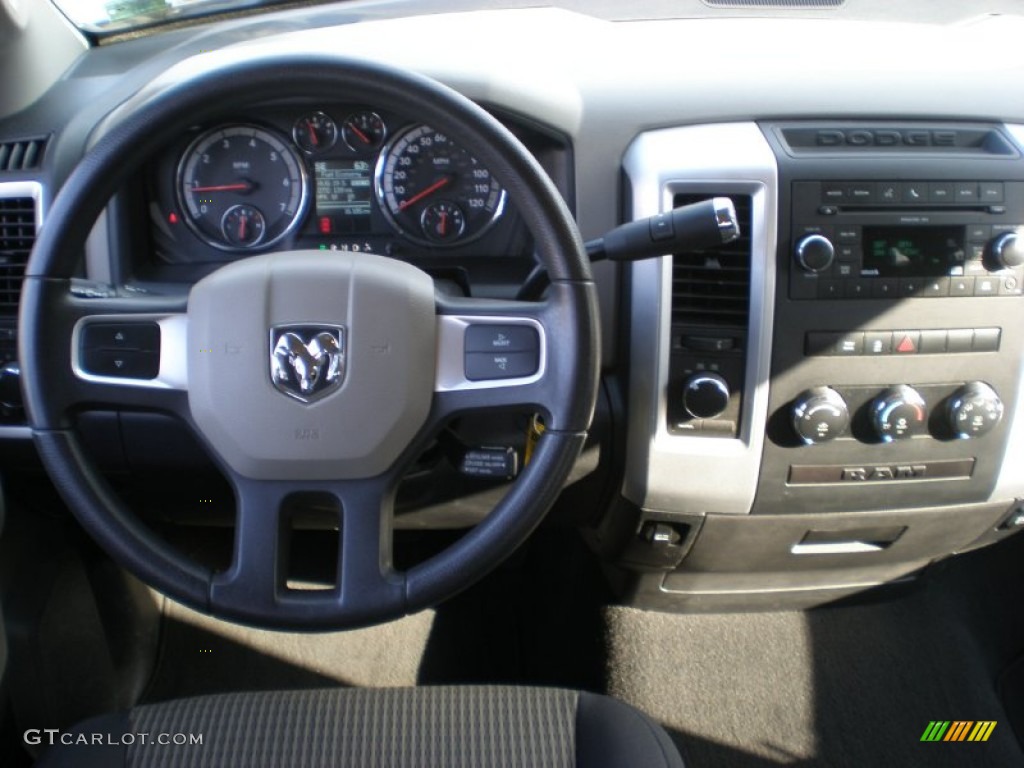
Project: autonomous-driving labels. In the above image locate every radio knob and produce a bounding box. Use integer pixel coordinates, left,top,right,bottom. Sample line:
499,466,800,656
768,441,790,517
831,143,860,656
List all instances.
791,387,850,444
990,232,1024,269
794,234,835,273
870,385,927,442
682,372,730,419
947,381,1003,439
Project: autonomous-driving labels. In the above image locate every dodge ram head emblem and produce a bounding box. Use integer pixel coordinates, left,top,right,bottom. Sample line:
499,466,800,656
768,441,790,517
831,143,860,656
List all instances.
270,326,346,403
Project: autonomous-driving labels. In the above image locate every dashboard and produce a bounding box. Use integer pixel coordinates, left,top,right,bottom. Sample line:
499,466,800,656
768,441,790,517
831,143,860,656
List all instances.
134,102,571,298
4,0,1024,613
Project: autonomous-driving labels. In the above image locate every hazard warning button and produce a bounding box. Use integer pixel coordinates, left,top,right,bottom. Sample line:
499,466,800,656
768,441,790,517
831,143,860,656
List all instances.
893,331,920,355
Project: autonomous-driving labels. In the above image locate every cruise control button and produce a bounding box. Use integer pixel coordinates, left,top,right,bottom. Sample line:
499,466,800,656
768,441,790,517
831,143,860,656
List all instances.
81,322,160,352
465,324,539,353
80,348,160,379
465,351,539,380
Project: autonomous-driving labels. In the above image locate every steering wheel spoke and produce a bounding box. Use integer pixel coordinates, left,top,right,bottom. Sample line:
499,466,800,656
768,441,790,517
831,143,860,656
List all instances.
210,474,404,628
21,277,189,427
430,282,599,432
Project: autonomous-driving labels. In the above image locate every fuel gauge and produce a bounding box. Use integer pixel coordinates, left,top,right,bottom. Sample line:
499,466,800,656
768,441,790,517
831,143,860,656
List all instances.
342,111,387,153
421,201,466,243
293,111,338,155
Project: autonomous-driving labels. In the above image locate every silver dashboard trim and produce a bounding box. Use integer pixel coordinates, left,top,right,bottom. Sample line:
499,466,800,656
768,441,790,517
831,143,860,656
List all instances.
435,314,546,392
71,314,189,390
621,123,779,516
993,123,1024,500
0,181,44,438
0,179,44,231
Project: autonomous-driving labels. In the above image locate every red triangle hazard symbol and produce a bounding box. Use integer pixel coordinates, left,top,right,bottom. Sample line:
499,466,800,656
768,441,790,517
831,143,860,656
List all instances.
896,335,916,353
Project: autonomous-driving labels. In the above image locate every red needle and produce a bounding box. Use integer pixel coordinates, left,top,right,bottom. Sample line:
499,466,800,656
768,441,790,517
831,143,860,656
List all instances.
347,121,371,145
238,214,248,242
191,182,252,193
306,121,319,148
439,210,448,237
398,177,449,211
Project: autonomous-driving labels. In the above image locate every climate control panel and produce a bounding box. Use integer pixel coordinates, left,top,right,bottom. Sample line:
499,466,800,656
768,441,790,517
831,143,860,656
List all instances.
788,381,1003,446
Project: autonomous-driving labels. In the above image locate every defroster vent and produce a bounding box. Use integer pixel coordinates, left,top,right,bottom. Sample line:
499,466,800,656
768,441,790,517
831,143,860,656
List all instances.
0,196,35,314
671,193,752,328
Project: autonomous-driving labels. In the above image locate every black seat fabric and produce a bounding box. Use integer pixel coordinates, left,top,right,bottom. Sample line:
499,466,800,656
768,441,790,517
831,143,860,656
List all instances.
34,686,684,767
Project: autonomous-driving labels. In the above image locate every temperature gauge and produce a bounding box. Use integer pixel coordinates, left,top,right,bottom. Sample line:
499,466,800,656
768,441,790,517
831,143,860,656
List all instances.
342,111,387,153
221,204,266,248
293,111,338,155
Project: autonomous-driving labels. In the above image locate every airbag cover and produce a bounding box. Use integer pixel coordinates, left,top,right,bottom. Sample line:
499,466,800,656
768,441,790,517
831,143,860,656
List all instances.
187,251,436,480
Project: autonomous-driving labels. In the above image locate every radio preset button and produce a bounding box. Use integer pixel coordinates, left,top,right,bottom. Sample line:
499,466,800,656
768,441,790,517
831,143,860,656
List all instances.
899,278,925,297
974,277,999,296
818,280,843,299
844,280,870,299
949,277,974,296
871,279,898,298
921,277,950,297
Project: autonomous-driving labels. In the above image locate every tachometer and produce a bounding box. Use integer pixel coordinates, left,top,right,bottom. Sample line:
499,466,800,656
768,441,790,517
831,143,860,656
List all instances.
375,124,505,247
177,124,308,252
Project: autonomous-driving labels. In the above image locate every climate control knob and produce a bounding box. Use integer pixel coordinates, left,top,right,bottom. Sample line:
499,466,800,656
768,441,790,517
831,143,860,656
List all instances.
791,386,850,444
947,381,1003,439
991,232,1024,269
870,385,927,442
794,234,835,274
682,372,730,419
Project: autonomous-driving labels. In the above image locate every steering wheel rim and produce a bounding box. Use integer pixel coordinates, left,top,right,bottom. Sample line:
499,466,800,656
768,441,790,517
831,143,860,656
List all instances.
20,53,599,630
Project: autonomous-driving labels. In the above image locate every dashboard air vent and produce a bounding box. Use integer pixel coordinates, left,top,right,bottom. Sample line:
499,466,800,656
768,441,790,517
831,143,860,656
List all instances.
0,137,47,172
0,197,36,313
670,193,752,328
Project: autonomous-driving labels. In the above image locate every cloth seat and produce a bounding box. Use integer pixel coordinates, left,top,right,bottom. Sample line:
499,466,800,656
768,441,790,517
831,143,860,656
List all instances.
34,685,685,767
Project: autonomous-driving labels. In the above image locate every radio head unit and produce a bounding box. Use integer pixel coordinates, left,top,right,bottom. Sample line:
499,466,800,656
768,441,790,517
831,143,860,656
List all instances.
790,180,1024,300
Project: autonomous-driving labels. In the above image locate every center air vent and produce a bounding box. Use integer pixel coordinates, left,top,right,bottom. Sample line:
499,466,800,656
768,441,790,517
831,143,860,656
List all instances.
671,193,752,328
0,196,36,314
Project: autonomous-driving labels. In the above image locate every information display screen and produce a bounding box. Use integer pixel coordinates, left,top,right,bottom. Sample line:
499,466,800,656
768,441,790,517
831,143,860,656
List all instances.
315,160,373,217
862,226,965,277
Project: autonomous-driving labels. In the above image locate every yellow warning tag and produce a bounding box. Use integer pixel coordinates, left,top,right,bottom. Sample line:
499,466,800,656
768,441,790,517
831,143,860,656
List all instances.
523,414,546,467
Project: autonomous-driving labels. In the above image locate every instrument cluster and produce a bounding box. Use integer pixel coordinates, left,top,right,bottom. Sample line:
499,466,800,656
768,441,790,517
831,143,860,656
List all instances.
145,103,540,267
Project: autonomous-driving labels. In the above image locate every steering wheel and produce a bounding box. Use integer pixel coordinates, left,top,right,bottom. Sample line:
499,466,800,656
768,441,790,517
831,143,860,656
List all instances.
19,54,599,630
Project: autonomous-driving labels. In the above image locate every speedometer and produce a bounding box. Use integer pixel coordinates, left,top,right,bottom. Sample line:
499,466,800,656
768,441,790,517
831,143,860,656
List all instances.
375,125,505,247
177,124,308,252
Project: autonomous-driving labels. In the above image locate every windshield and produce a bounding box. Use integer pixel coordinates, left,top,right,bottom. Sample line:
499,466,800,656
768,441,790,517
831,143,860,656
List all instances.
51,0,300,35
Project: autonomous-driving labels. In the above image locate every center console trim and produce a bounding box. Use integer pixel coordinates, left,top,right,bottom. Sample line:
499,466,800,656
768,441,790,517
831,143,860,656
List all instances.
622,123,778,515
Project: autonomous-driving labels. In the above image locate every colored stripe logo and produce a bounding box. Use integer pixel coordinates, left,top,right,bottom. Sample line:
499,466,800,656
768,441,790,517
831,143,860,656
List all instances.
921,721,997,742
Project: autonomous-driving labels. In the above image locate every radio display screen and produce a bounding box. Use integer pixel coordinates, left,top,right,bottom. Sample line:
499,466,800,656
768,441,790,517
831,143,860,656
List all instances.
862,226,965,277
